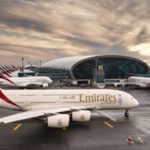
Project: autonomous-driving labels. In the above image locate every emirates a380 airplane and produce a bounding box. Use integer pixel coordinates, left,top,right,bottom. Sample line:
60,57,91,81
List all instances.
0,73,52,88
128,76,150,88
0,88,139,128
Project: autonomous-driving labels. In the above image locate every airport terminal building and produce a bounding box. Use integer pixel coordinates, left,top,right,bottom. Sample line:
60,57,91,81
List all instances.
39,55,150,85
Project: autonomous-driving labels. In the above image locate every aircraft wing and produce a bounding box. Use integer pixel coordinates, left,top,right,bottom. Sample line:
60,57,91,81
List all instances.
0,106,95,124
18,82,49,88
0,108,71,124
16,82,41,88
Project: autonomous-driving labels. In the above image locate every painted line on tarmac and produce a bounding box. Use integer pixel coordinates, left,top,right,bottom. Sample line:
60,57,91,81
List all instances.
104,121,114,128
13,124,22,131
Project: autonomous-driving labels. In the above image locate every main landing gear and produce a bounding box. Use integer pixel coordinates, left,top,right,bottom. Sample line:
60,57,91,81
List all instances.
125,109,129,118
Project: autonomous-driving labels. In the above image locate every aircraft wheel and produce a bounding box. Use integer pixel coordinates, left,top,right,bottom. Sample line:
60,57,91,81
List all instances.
125,109,129,118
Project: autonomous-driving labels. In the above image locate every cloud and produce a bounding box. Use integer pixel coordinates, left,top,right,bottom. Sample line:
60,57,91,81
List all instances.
0,0,149,66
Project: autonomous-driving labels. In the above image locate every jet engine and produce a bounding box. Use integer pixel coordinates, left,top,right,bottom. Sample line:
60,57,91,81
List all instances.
72,110,91,122
47,114,70,128
42,83,49,88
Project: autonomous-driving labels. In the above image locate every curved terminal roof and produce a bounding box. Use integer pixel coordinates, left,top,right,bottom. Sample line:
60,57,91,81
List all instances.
42,55,149,71
42,55,95,70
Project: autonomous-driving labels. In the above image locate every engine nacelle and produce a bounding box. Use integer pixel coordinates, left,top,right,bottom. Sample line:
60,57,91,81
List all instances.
42,83,48,88
47,114,70,128
72,110,91,122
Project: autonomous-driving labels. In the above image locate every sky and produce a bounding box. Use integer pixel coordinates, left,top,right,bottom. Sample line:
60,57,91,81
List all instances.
0,0,150,66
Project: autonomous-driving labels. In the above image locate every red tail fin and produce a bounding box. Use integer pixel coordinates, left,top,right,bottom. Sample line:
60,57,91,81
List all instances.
0,89,21,107
0,73,15,85
2,71,11,77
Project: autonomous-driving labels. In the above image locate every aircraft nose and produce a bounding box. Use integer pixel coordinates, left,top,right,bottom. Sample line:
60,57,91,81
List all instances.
132,98,139,107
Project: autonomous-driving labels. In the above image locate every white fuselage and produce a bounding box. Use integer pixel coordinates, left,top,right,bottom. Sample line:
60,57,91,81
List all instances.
0,89,139,111
128,76,150,88
0,76,52,88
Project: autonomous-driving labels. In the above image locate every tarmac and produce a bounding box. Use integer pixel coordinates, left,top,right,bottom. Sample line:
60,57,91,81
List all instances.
0,87,150,150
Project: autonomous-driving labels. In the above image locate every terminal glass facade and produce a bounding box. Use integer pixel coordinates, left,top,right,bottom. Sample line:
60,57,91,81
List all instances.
72,57,148,79
73,59,95,79
38,68,70,80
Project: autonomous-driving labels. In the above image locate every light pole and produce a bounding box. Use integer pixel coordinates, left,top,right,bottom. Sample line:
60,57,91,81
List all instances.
21,57,24,72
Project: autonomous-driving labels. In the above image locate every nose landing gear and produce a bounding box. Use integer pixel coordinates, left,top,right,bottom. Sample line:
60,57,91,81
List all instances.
125,109,129,118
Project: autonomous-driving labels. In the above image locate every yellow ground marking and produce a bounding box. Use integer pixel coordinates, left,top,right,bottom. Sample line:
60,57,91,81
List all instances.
13,124,22,131
104,121,113,128
62,127,67,130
